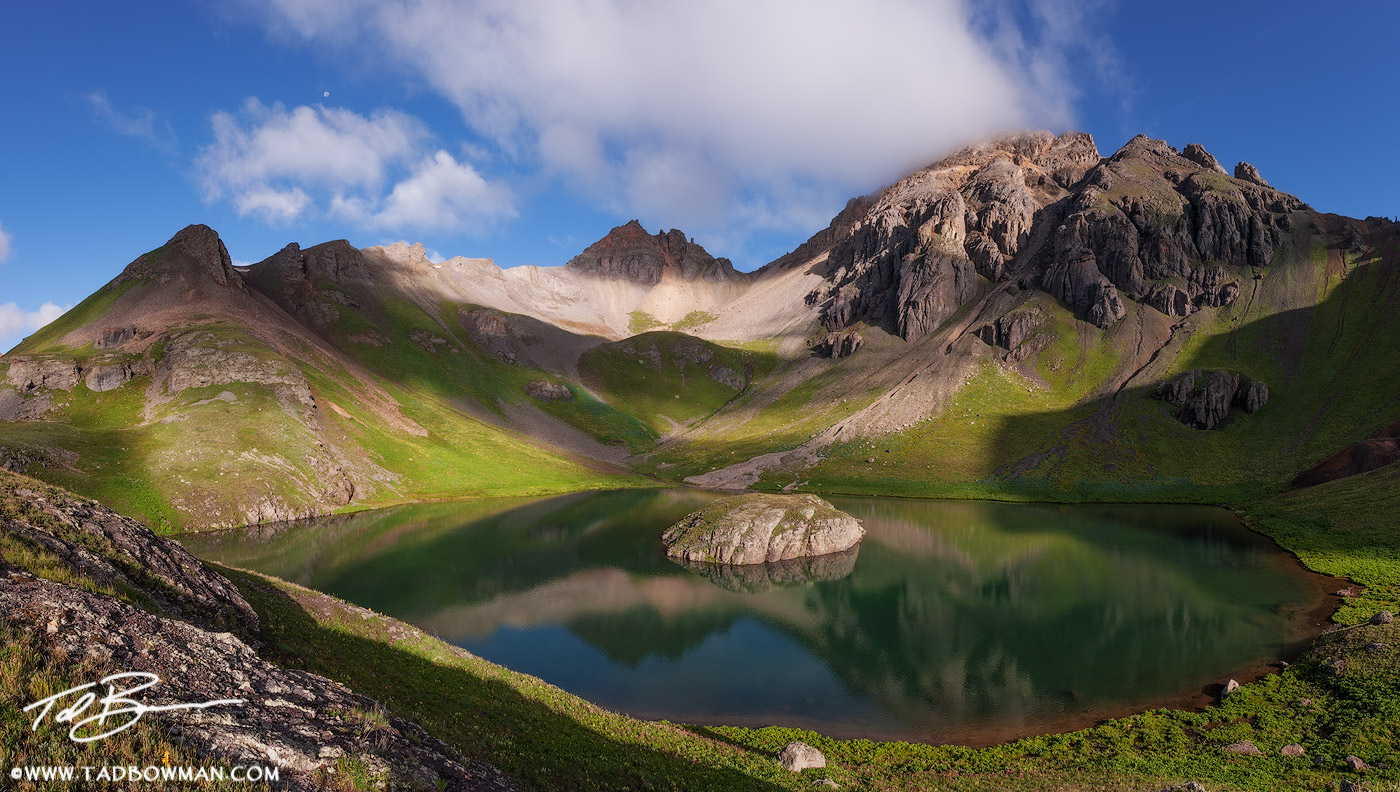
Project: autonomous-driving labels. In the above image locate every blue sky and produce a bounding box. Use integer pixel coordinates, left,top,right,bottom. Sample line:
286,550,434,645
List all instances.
2,0,1398,350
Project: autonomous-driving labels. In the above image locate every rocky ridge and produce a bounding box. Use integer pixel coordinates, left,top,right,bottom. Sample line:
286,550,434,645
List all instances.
0,469,517,791
565,220,745,283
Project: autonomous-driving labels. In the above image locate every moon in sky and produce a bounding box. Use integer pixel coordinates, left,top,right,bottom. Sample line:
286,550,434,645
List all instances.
323,91,330,97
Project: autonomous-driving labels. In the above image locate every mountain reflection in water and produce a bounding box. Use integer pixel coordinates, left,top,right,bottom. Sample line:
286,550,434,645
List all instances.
183,489,1330,745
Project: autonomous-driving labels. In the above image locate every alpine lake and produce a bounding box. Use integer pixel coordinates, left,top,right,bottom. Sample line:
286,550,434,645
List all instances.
182,489,1337,747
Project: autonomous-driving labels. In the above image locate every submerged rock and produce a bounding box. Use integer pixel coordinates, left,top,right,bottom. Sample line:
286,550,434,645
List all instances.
662,493,865,565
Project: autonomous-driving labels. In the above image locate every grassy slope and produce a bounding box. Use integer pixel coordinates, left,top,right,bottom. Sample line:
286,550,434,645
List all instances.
789,240,1400,503
0,317,636,532
219,464,1400,791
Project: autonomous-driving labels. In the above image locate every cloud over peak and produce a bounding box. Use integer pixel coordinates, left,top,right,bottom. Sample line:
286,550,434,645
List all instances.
241,0,1113,247
196,100,514,230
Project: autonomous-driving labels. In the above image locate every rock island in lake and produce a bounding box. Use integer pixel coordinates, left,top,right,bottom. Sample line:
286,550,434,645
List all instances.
662,493,865,565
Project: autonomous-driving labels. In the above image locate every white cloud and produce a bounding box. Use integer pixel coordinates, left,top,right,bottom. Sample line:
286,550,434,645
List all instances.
86,92,178,152
196,100,513,229
0,302,68,338
240,0,1117,248
0,222,11,263
358,151,515,231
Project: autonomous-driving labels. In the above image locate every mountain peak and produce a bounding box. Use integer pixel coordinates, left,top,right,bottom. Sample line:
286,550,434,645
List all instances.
565,222,742,284
117,224,243,292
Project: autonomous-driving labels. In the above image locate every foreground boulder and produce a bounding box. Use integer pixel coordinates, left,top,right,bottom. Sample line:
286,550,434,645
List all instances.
777,741,826,772
662,493,864,565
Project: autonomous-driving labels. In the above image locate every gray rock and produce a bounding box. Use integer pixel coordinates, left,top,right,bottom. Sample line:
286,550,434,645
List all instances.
815,330,864,359
1183,143,1228,174
6,357,82,391
663,493,865,565
975,307,1047,355
1221,679,1240,698
1154,370,1269,429
523,381,573,402
1341,780,1365,792
1371,610,1393,625
708,365,746,389
1346,754,1370,772
95,325,137,349
1222,741,1263,756
85,362,133,392
1160,783,1207,792
777,741,826,772
1281,743,1305,757
1235,161,1271,188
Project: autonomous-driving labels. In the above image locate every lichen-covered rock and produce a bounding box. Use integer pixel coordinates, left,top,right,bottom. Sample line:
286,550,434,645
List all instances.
6,357,82,391
662,493,865,565
85,362,134,392
975,306,1047,360
777,741,826,772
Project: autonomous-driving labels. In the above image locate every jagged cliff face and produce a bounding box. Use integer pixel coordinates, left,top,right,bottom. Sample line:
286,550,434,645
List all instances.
806,131,1307,338
565,220,744,283
808,131,1100,340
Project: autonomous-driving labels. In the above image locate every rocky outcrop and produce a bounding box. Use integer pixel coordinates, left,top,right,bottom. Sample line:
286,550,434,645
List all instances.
1235,161,1270,188
671,545,859,592
1154,369,1269,429
814,132,1097,340
116,224,245,293
523,381,573,402
1292,420,1400,487
0,469,517,791
1182,143,1227,174
662,493,865,565
96,325,138,348
84,362,130,392
707,365,746,389
6,357,82,391
975,306,1048,361
815,329,864,359
1040,135,1305,327
565,220,743,283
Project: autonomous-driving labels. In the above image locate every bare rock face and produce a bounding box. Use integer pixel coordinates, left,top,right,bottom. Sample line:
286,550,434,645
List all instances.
6,357,82,391
814,132,1094,340
975,306,1048,361
1154,369,1269,429
1182,143,1228,174
1235,161,1270,188
565,220,743,283
707,365,746,389
662,493,865,565
523,380,573,401
84,363,130,393
117,224,245,293
1041,135,1304,328
815,329,864,359
96,325,138,349
776,741,826,772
